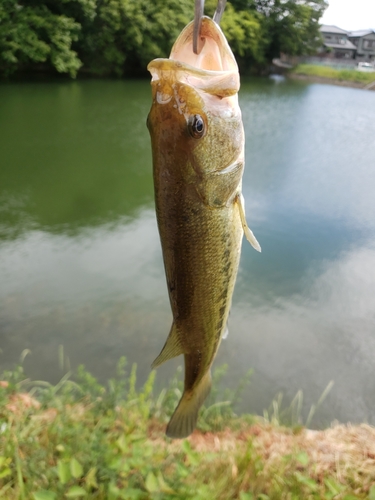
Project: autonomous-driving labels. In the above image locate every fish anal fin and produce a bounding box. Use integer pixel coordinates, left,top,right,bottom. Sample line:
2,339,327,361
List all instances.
166,370,212,439
237,194,261,252
151,323,183,369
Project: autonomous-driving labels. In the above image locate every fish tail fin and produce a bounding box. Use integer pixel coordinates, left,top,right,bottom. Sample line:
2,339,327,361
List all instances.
166,370,212,439
237,194,261,252
151,323,183,369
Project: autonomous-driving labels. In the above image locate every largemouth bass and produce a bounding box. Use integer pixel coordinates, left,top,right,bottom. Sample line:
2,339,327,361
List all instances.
147,16,260,439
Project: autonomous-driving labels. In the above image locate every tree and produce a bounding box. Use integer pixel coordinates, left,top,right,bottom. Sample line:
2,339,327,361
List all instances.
79,0,193,76
0,0,328,78
204,0,265,71
0,0,83,77
230,0,327,60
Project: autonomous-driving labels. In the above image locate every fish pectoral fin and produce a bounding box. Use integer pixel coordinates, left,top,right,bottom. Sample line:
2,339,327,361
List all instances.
195,160,243,208
237,194,261,252
166,370,212,439
151,323,184,369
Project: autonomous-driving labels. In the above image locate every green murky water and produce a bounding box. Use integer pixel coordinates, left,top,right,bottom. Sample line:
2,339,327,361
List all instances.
1,77,375,426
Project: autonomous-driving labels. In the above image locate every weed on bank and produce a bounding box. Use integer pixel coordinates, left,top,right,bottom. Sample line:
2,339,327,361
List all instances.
293,64,375,85
0,358,375,499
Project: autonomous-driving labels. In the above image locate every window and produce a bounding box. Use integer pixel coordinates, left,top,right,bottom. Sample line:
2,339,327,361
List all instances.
364,39,375,49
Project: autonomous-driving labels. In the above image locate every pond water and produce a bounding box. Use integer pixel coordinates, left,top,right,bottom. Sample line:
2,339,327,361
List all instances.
1,77,375,427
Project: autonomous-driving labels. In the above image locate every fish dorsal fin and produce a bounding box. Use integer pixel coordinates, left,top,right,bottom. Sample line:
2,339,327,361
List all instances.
151,323,184,369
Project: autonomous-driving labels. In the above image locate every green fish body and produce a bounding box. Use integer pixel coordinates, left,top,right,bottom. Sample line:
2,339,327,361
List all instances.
147,17,260,439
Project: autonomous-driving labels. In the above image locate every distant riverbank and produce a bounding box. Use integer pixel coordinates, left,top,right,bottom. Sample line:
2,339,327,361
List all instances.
289,64,375,90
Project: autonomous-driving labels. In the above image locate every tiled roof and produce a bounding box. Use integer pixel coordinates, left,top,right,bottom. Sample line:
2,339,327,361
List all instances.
324,40,357,50
348,29,375,37
320,25,348,34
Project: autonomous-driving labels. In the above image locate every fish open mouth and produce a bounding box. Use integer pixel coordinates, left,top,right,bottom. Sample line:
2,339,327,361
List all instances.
170,16,237,73
148,17,239,98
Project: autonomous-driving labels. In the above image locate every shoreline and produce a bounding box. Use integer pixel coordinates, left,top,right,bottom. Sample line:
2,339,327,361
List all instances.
1,377,375,498
289,71,375,91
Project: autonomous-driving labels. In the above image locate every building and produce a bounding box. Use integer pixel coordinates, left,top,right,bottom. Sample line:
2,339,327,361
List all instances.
320,25,356,59
348,30,375,62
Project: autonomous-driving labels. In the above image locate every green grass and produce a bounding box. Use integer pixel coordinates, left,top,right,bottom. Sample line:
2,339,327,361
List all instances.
0,357,375,499
292,64,375,85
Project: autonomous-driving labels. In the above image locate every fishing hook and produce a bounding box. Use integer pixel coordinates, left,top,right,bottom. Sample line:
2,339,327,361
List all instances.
193,0,204,54
193,0,227,55
213,0,227,24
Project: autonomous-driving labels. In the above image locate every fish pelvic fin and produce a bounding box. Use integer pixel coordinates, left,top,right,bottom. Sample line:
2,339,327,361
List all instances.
151,323,183,369
237,194,261,252
166,370,212,439
222,324,229,340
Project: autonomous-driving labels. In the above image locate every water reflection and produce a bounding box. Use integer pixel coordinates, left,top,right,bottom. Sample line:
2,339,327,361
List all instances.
0,210,168,382
1,78,375,426
0,80,153,236
226,241,375,425
241,81,375,232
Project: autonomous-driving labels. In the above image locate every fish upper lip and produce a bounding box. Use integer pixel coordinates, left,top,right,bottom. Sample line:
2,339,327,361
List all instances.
147,58,239,98
147,58,233,77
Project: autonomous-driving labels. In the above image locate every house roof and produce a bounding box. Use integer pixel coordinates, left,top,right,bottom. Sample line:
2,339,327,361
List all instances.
348,29,375,37
320,25,348,35
324,40,357,50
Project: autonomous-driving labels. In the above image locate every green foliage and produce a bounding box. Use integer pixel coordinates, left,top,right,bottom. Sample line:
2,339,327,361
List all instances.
204,0,265,69
0,0,327,77
259,0,327,59
294,64,375,85
262,380,334,428
0,0,82,77
200,364,254,431
35,0,194,77
1,358,368,499
221,4,266,69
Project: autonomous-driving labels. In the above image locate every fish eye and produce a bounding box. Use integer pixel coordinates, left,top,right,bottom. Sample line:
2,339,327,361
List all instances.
188,114,206,139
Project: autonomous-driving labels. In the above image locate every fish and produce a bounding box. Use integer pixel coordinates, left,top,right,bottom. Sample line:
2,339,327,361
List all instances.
147,16,260,439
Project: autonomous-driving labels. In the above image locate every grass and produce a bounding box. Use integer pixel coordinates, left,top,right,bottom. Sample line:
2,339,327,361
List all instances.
0,356,375,499
292,64,375,85
262,380,335,429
